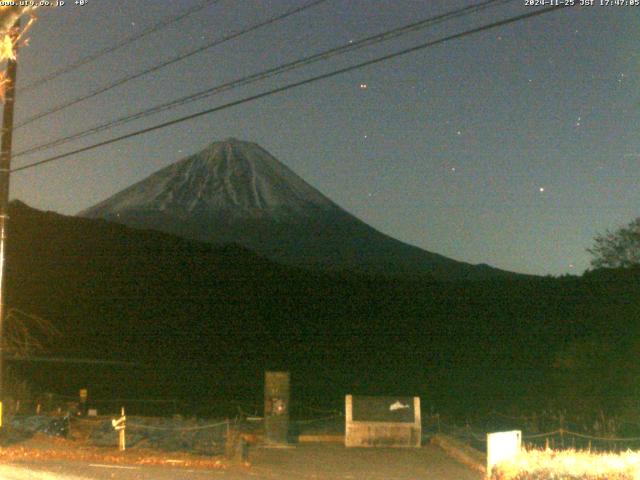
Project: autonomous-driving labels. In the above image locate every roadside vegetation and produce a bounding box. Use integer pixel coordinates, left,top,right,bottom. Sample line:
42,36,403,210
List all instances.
492,448,640,480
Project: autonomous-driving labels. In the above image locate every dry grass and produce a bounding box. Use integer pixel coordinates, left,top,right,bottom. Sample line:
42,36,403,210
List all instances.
493,448,640,479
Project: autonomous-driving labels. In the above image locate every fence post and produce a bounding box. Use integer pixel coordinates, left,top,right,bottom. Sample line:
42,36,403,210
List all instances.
118,407,126,451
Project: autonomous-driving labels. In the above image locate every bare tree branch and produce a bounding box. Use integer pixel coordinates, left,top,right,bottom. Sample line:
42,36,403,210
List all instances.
4,308,60,358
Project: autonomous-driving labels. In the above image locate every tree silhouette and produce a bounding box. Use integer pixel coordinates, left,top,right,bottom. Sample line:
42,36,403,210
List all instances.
588,218,640,269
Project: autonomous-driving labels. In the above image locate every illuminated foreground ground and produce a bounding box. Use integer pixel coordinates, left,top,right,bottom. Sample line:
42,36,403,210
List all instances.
494,448,640,479
1,444,482,479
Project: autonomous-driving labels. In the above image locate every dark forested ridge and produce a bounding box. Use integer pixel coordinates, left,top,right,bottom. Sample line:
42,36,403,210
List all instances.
6,201,640,419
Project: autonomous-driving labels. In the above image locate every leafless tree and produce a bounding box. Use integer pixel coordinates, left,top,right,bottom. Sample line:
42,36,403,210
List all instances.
4,308,60,358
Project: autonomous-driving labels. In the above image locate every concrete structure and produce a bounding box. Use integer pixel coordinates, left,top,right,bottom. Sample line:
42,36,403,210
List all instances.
264,371,290,444
345,395,421,447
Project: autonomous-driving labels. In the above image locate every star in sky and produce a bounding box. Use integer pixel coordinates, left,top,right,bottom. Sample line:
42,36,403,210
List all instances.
13,0,635,276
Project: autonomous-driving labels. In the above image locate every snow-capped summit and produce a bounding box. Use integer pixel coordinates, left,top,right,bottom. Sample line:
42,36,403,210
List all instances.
83,138,335,221
80,138,516,279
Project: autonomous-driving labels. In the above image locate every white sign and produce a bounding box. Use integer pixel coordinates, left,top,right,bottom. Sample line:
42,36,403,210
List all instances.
487,430,521,474
389,401,410,411
112,416,126,431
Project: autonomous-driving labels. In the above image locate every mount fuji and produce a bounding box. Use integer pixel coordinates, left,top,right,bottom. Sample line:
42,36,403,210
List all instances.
80,138,515,280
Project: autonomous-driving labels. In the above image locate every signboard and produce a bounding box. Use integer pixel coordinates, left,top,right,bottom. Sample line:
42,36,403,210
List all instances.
487,430,522,474
345,395,421,447
352,396,416,423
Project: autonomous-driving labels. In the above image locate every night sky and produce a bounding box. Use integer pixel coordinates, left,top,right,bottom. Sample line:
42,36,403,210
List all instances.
7,0,639,276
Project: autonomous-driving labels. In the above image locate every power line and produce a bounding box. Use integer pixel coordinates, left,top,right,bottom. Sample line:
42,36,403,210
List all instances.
14,0,512,158
15,0,330,129
12,4,572,174
20,0,223,92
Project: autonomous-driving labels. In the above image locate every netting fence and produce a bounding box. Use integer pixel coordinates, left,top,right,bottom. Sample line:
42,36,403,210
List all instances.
11,389,640,456
430,410,640,453
89,416,232,455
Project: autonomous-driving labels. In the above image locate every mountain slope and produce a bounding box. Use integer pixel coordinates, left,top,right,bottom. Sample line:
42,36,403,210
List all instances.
80,138,518,280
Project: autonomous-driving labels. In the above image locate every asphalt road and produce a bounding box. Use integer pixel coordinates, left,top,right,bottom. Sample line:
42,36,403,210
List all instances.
2,444,483,479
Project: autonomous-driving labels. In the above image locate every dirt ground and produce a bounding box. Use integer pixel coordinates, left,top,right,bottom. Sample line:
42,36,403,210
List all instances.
243,443,484,480
2,444,484,479
0,431,226,469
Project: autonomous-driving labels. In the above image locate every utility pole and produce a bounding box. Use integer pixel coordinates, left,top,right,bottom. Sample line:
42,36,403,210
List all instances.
0,18,20,429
